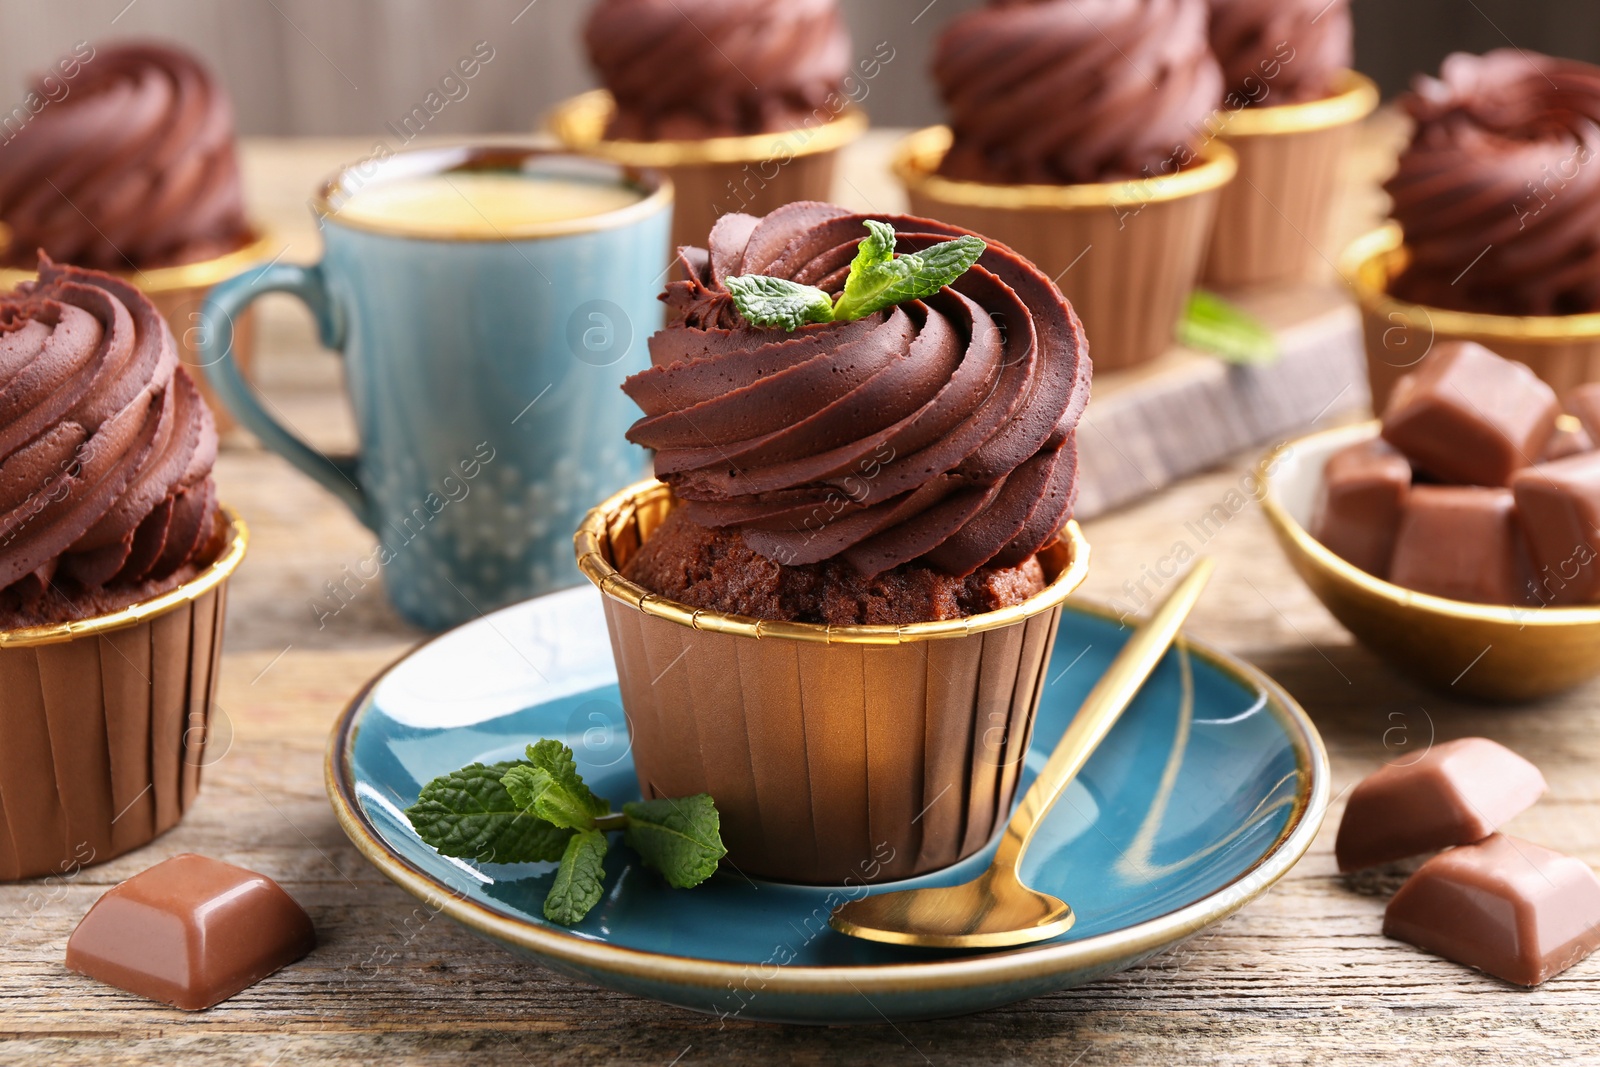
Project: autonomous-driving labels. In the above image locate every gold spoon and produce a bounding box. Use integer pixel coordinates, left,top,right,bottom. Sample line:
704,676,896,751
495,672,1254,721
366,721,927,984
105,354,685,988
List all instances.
830,558,1215,949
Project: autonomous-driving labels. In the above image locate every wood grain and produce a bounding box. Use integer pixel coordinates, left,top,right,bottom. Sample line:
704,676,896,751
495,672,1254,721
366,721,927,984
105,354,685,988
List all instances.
3,119,1599,1065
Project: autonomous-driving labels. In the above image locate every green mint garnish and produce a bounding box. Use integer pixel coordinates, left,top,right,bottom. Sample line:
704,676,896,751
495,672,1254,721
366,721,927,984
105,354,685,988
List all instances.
726,221,986,331
405,740,727,926
544,829,609,925
1178,290,1279,365
403,761,574,864
622,796,727,889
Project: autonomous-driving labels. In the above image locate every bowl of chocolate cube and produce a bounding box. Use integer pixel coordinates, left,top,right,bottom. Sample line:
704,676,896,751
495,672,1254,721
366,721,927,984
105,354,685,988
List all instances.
1262,340,1600,702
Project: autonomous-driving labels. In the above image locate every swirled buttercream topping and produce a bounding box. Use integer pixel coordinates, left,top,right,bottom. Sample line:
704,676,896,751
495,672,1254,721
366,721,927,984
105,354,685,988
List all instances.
1386,50,1600,316
622,202,1091,578
584,0,852,140
1206,0,1351,107
933,0,1223,184
0,41,250,271
0,257,221,623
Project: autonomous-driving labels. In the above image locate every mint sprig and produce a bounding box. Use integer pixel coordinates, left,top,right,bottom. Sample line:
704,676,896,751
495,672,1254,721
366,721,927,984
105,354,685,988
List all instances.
725,221,986,331
1178,290,1279,365
404,740,727,926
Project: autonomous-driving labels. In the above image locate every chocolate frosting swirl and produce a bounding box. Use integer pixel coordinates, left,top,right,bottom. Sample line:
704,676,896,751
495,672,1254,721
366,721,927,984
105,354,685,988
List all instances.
0,257,220,619
584,0,852,140
623,202,1091,578
1386,50,1600,317
0,42,250,271
933,0,1224,184
1206,0,1352,106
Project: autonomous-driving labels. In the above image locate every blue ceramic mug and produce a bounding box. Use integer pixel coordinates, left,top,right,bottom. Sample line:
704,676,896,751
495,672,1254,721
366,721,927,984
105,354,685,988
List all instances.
200,146,672,630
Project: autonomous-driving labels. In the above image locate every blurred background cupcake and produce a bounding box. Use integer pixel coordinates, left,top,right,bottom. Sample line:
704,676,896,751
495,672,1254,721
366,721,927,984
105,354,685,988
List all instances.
548,0,868,253
0,259,246,880
1346,50,1600,408
894,0,1235,371
0,41,275,428
1201,0,1378,288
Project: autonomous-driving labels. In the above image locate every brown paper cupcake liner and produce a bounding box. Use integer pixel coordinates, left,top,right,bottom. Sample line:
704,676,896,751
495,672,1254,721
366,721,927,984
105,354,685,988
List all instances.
1342,223,1600,411
0,230,276,433
576,481,1090,885
546,90,867,254
0,511,247,882
893,128,1236,372
1204,71,1379,289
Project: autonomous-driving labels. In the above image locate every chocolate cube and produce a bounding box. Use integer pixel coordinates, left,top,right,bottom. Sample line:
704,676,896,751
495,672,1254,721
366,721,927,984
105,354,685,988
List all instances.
1336,737,1547,872
1567,383,1600,444
1382,341,1560,486
66,854,316,1010
1389,485,1529,604
1513,451,1600,605
1542,417,1593,462
1312,438,1412,578
1385,834,1600,986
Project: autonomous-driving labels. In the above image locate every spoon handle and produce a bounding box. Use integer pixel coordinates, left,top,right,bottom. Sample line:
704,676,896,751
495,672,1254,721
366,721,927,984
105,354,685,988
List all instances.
990,558,1216,873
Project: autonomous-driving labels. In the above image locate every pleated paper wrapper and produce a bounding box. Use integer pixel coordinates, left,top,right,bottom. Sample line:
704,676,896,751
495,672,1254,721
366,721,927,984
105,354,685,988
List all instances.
1343,223,1600,411
577,481,1089,886
1203,71,1379,289
546,90,867,255
0,514,247,881
894,127,1235,373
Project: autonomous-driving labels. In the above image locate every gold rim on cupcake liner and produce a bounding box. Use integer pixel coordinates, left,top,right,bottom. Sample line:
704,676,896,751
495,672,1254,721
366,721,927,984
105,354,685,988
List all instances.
1216,69,1380,139
891,127,1238,212
546,89,869,168
575,479,1091,646
1340,222,1600,343
0,508,250,649
0,227,279,295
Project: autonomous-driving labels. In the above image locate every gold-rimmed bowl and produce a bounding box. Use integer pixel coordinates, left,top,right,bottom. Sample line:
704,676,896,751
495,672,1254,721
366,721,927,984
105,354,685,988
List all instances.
0,229,280,432
0,509,249,880
1204,69,1380,288
892,128,1237,371
547,89,868,253
575,479,1090,884
1341,222,1600,411
1260,423,1600,702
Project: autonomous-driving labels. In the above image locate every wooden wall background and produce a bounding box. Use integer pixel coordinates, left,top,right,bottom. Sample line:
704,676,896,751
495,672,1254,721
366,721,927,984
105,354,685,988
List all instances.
0,0,1597,137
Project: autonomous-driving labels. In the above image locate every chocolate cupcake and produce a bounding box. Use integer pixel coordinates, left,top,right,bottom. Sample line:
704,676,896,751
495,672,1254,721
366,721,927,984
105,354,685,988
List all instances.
896,0,1236,370
549,0,867,253
1201,0,1377,287
0,41,275,428
0,258,246,881
577,203,1091,883
1345,51,1600,408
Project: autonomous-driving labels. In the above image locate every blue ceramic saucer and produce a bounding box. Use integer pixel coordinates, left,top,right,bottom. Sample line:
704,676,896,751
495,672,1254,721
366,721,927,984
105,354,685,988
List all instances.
327,588,1328,1023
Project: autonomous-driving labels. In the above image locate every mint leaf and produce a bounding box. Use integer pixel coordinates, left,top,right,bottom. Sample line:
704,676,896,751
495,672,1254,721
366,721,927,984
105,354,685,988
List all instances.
837,219,897,313
831,229,985,323
544,829,609,925
526,739,610,817
622,795,727,888
725,275,836,331
1179,290,1278,365
503,766,608,830
405,762,574,864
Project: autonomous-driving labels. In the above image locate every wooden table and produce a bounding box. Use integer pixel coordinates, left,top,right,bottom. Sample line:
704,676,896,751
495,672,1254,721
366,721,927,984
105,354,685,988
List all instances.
4,124,1599,1066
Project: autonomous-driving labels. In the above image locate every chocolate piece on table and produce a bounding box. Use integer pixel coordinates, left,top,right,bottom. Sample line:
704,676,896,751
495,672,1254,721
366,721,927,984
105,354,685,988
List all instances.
1568,383,1600,444
1381,341,1560,486
1312,438,1412,578
1513,452,1600,606
1542,418,1594,462
65,854,315,1010
1336,737,1547,872
1388,486,1529,604
1385,834,1600,986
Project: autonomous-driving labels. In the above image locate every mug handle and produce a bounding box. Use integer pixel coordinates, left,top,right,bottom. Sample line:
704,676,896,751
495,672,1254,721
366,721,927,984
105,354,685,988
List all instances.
198,263,373,530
